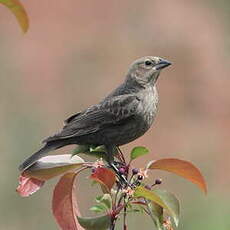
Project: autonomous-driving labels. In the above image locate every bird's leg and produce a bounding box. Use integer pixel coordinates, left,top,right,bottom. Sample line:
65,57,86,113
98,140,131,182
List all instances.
106,145,129,187
117,146,126,164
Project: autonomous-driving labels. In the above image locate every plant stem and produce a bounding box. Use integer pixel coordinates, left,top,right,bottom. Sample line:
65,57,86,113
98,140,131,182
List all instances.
110,147,129,230
110,218,116,230
123,202,127,230
117,193,125,207
113,187,119,208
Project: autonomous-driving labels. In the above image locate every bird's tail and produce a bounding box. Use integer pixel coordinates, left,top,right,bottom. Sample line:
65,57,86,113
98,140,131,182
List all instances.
18,142,63,171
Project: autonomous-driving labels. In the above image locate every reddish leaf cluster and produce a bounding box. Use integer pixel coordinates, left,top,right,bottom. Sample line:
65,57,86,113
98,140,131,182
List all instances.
17,147,207,230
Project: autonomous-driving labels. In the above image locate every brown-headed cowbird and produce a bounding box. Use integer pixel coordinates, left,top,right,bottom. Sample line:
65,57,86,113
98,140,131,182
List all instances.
19,56,171,172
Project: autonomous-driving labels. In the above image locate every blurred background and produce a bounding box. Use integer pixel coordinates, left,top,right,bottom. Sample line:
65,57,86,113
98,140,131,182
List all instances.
0,0,230,229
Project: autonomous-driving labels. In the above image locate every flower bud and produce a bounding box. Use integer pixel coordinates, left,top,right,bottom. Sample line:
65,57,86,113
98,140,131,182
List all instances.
137,175,143,180
132,168,139,175
145,185,151,190
155,178,162,185
119,167,126,174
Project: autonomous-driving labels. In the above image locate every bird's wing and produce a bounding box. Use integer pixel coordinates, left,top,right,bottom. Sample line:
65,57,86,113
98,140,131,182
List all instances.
64,112,82,124
43,94,140,143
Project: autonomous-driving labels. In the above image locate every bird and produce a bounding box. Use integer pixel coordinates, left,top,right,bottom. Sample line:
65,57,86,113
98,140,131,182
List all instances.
19,56,171,173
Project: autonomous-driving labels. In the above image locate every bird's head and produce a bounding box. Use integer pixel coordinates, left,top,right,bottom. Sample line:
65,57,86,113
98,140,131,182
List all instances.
126,56,171,86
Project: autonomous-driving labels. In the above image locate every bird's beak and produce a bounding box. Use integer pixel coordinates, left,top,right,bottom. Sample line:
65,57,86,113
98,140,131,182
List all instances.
155,59,172,70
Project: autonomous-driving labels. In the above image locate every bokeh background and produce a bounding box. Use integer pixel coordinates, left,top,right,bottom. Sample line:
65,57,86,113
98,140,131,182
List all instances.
0,0,230,229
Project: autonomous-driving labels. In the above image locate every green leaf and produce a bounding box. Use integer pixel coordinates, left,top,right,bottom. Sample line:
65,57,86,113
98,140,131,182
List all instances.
152,202,163,219
151,202,163,229
72,145,90,155
0,0,29,32
89,145,118,159
134,186,180,226
154,189,179,227
90,204,107,213
128,204,145,214
77,215,111,230
95,195,103,202
134,186,167,211
98,194,112,210
90,145,107,153
130,146,149,161
93,194,112,213
72,145,108,159
72,145,118,160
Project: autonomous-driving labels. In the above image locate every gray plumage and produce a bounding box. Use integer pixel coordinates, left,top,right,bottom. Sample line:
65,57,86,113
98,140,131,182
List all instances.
19,56,171,171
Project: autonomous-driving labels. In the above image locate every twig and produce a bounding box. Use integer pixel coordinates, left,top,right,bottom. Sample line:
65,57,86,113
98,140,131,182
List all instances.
123,202,127,230
110,219,116,230
113,183,121,208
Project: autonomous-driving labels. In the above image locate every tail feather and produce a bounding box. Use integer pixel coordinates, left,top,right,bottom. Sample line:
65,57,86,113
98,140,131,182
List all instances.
18,142,63,171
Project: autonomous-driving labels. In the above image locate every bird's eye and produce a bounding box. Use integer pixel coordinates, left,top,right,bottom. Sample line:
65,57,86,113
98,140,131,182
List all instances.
145,60,152,66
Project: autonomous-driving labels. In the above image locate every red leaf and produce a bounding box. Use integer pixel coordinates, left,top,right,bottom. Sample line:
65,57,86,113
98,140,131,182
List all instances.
52,172,84,230
16,173,45,197
148,158,207,194
90,167,116,193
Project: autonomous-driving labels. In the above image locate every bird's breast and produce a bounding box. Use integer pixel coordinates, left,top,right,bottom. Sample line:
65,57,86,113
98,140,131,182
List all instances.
120,86,158,144
138,86,158,126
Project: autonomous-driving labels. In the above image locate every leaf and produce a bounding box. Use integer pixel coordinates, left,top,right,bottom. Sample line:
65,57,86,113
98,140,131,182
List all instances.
90,204,107,213
134,186,168,211
90,145,118,156
72,145,90,155
77,215,111,230
128,202,145,214
130,146,149,161
151,202,163,229
88,145,108,159
91,194,112,213
154,189,180,227
134,186,179,226
0,0,29,32
96,193,112,210
52,172,84,230
24,154,85,180
95,195,103,202
72,145,118,160
99,194,112,210
73,145,107,159
90,167,116,193
16,172,45,197
90,145,107,153
147,158,207,194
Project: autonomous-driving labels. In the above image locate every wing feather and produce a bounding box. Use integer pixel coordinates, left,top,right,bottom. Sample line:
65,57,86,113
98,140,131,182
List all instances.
43,94,140,143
